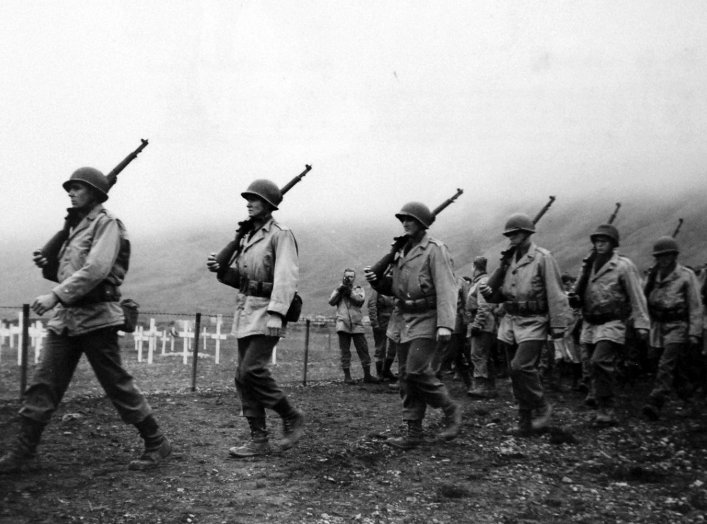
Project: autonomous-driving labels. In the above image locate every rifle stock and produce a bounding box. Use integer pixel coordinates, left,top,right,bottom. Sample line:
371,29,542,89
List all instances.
38,139,149,282
368,189,464,284
213,165,312,275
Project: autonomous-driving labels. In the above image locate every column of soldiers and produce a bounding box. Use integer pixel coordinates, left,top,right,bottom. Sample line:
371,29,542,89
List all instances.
1,161,706,475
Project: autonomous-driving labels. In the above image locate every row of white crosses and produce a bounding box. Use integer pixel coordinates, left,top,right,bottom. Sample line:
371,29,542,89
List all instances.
0,312,46,365
132,315,229,365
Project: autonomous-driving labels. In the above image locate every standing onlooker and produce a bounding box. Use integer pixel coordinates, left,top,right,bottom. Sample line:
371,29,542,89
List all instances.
466,256,498,398
642,236,703,420
0,167,170,473
329,269,380,384
368,285,397,382
207,178,304,457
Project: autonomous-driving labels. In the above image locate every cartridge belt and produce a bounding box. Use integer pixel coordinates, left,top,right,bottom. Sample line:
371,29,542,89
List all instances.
503,300,548,316
396,295,436,312
240,278,274,298
70,282,121,307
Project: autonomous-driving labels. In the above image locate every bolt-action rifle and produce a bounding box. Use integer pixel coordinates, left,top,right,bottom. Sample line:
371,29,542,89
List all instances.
38,139,149,282
569,202,621,307
213,164,312,278
672,218,684,238
367,188,464,287
482,196,556,301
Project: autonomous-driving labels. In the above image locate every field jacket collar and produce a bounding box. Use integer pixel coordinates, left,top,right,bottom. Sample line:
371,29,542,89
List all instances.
590,251,620,282
510,242,539,270
68,204,105,241
399,233,430,266
242,217,275,253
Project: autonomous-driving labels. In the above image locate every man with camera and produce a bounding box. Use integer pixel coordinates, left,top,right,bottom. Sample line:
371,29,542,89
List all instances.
329,269,380,384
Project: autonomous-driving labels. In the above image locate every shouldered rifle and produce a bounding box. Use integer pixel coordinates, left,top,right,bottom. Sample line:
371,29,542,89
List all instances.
483,195,556,300
213,164,312,277
672,218,684,238
569,202,622,307
367,188,464,286
38,139,149,282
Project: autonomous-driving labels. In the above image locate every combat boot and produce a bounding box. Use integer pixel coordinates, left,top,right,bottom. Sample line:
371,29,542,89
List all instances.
382,359,398,382
375,361,386,381
387,420,423,450
531,403,553,431
584,392,598,409
363,365,381,384
130,415,172,470
506,409,532,437
594,397,618,426
278,409,305,450
642,397,661,421
0,417,45,474
437,402,462,441
229,417,271,458
343,368,355,385
467,378,498,399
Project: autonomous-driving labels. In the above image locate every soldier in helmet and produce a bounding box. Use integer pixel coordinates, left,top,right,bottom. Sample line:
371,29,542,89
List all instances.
570,224,649,426
364,201,461,449
480,213,570,436
0,168,171,474
207,179,304,457
642,236,703,420
466,256,499,399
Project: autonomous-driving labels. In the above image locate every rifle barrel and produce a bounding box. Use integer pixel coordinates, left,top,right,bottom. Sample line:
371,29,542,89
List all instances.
532,196,556,225
431,188,463,217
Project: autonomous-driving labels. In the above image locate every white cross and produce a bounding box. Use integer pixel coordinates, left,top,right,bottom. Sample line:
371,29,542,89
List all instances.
15,312,23,364
133,326,145,361
179,320,194,365
160,329,169,355
29,321,45,363
145,318,160,364
210,314,228,364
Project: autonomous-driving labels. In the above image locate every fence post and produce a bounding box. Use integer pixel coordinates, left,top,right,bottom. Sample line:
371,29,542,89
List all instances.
191,312,202,392
19,304,29,400
302,319,310,386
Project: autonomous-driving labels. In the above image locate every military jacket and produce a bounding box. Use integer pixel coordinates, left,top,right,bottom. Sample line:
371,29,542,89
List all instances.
466,273,497,334
497,242,570,344
48,205,127,336
229,218,298,338
367,288,394,330
647,264,703,346
382,233,456,343
329,284,366,334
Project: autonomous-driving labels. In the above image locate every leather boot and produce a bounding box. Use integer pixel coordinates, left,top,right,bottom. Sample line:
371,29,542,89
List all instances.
531,403,553,431
363,365,381,384
375,361,385,380
273,398,305,450
594,398,617,426
437,402,462,440
387,420,423,450
130,415,172,470
229,417,271,458
0,417,45,474
468,377,497,399
642,396,661,421
382,359,398,382
506,409,532,437
343,368,355,385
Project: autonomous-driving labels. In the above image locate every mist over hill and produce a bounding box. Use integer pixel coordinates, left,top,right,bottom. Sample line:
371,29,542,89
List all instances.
2,191,705,317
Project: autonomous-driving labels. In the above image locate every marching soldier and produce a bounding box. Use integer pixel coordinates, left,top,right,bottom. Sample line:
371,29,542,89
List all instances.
642,236,703,420
466,256,499,398
481,213,570,436
365,202,461,449
207,179,304,457
570,224,649,425
0,167,171,473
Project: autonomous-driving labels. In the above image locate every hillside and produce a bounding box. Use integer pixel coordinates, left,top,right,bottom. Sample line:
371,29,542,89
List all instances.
2,191,705,317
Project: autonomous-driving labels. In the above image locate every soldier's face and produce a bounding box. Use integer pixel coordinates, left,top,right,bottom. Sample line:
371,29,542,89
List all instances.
593,237,613,255
401,217,424,237
245,197,269,220
66,182,98,210
506,231,529,248
654,253,677,270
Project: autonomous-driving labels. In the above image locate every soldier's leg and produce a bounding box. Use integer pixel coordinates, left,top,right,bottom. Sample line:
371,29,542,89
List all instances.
646,342,683,413
337,332,354,382
353,334,379,383
372,327,386,378
590,340,620,422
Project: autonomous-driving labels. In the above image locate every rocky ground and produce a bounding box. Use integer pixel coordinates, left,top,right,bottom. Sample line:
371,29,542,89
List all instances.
1,370,707,524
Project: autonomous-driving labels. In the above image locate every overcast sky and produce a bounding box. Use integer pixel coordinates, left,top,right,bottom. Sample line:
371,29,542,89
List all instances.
2,1,706,243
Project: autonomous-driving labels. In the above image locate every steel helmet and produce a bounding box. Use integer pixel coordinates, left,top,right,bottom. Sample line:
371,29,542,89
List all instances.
395,202,434,228
62,167,109,202
590,224,620,246
241,179,282,210
503,213,535,236
652,236,679,256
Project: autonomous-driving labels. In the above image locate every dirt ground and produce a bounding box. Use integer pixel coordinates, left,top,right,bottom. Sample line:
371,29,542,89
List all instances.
1,367,707,524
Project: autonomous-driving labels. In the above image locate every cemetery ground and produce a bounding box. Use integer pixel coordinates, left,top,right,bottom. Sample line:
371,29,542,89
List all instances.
1,330,707,523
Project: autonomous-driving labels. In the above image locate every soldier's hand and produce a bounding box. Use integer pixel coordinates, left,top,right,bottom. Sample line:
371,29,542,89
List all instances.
363,266,377,283
478,283,492,298
266,313,283,337
32,293,59,316
436,327,452,343
635,328,649,341
206,253,220,273
32,249,48,269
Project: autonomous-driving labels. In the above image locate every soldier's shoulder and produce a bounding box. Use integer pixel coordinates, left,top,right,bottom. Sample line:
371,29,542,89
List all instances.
534,245,553,257
270,220,292,233
427,236,448,249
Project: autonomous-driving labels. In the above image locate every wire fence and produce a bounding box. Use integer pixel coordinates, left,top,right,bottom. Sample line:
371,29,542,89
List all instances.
0,306,379,402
